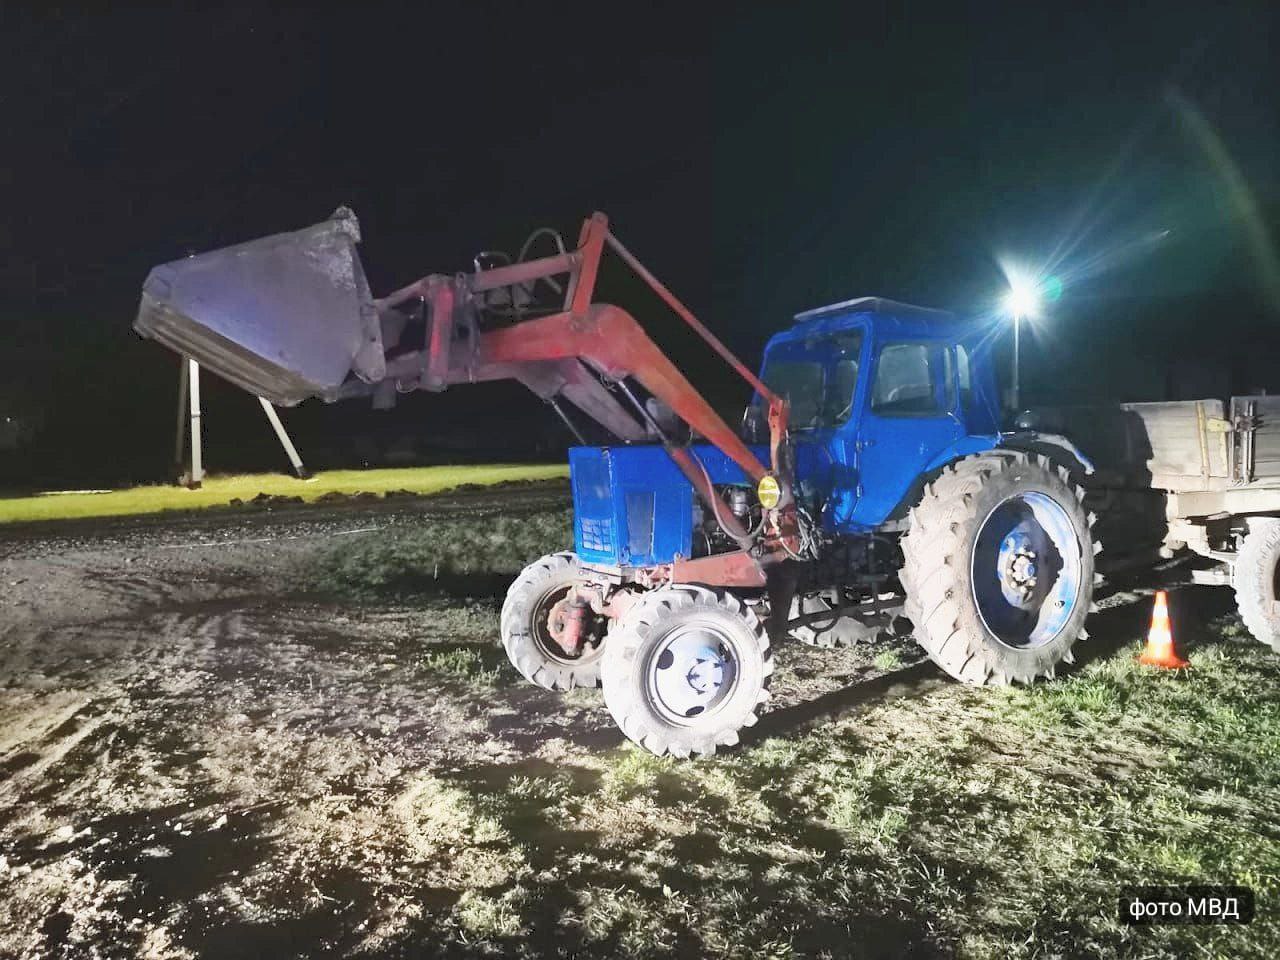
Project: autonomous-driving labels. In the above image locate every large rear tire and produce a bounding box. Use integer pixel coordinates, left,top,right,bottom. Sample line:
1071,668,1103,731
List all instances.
1235,519,1280,653
900,451,1097,684
500,552,604,690
600,587,771,758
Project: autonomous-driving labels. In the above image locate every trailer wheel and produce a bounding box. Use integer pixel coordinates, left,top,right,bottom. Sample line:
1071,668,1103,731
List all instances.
600,587,771,758
501,552,603,691
1234,519,1280,653
900,451,1097,684
788,594,879,647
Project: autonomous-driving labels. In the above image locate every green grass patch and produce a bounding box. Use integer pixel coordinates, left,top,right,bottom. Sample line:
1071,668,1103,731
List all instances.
0,464,567,524
405,615,1280,958
310,508,573,600
872,649,903,672
419,645,503,689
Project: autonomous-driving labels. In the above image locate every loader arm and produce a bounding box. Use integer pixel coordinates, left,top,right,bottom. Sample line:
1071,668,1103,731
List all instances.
134,210,794,553
468,305,766,544
478,307,764,480
368,213,789,480
387,214,793,546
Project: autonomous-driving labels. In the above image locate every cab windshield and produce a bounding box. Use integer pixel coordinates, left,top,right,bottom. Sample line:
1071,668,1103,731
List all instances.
763,360,824,429
759,331,863,430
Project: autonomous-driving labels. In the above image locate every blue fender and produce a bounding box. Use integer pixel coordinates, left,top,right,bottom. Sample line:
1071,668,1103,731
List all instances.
922,433,1005,474
923,431,1097,476
840,434,1005,531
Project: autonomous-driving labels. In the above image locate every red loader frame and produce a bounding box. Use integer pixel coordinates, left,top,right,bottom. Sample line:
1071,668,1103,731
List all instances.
373,212,797,585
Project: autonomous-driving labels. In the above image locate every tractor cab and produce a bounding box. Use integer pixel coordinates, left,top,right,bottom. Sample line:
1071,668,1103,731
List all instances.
755,297,1001,532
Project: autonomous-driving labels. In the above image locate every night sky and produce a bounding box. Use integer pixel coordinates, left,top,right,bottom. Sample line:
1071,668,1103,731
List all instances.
2,4,1277,486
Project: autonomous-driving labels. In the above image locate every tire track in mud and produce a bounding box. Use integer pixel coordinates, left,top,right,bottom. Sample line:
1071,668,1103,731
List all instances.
0,585,311,957
0,492,584,957
2,595,275,687
0,693,100,786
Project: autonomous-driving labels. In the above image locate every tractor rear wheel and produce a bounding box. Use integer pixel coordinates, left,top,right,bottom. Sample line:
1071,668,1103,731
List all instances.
900,451,1097,684
600,587,772,758
501,552,604,690
1234,519,1280,653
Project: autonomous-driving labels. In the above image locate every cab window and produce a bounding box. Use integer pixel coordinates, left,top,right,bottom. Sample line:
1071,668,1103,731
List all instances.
824,357,860,424
871,342,942,416
761,330,864,430
763,360,824,429
955,343,973,410
943,347,957,411
823,330,863,425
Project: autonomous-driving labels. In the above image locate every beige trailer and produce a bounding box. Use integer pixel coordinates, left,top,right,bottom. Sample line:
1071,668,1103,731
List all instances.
1025,396,1280,649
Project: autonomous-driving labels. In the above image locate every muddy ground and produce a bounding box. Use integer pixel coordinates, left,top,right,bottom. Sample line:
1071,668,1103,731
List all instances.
0,482,1270,959
0,483,921,958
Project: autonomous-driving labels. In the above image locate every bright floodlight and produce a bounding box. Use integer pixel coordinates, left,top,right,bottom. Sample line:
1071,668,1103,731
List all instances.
1003,278,1040,319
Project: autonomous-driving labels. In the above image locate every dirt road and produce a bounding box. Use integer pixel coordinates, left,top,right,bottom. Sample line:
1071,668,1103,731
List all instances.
0,484,925,959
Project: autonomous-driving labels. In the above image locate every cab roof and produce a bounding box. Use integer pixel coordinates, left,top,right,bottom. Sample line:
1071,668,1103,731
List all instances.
769,296,979,349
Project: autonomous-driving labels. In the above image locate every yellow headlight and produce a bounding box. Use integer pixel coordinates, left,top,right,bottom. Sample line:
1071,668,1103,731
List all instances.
757,474,781,509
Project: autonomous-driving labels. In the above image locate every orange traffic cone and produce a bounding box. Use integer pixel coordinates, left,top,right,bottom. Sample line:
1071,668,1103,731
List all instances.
1138,590,1189,669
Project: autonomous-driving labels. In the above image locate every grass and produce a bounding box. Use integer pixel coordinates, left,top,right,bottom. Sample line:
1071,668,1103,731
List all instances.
419,646,503,690
310,508,574,600
0,464,568,524
379,606,1280,958
872,649,903,672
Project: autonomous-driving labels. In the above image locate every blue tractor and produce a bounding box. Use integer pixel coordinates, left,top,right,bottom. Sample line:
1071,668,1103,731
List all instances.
500,294,1096,758
134,211,1098,759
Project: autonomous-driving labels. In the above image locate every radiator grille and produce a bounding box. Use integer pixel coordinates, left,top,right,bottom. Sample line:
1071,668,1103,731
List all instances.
578,516,614,554
625,491,655,560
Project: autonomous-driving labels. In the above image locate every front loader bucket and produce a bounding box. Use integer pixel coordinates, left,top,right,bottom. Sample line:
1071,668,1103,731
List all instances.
134,207,385,406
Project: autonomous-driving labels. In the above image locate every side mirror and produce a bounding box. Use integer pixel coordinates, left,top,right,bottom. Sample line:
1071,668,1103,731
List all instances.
741,405,767,443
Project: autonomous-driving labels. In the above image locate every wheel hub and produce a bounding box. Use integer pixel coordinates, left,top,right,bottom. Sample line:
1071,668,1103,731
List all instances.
540,590,600,661
999,530,1040,601
683,647,726,696
648,625,737,722
973,491,1083,650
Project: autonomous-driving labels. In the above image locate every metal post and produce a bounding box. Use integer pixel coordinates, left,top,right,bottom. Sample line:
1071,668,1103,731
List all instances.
1012,313,1021,411
174,356,189,478
188,358,204,488
258,396,310,478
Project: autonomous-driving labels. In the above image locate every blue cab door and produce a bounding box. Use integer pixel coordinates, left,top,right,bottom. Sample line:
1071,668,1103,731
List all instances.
848,340,965,527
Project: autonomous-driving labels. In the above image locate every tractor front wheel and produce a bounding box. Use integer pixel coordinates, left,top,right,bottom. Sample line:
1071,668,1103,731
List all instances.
501,552,604,690
600,587,772,758
900,451,1097,684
